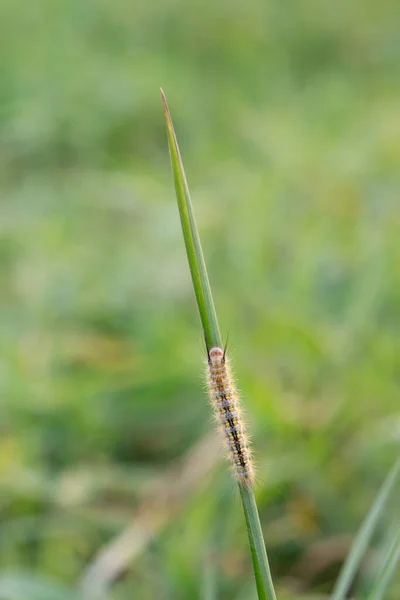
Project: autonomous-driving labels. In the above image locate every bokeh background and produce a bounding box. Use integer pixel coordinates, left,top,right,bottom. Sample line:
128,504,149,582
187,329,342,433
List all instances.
1,0,399,598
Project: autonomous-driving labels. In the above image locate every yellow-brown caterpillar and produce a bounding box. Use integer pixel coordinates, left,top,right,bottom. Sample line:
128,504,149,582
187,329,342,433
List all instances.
207,346,254,487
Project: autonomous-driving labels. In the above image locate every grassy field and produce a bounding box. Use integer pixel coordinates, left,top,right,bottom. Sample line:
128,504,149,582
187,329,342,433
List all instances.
1,0,400,598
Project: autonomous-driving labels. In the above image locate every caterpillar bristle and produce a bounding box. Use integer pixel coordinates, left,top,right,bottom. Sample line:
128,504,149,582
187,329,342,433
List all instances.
207,346,254,487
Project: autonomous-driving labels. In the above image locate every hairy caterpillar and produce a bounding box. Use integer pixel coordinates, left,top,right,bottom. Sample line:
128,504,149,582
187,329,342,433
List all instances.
207,346,254,487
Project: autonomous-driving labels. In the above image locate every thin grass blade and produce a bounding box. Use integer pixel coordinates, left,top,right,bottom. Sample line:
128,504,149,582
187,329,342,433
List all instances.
331,458,400,600
367,523,400,600
202,549,217,600
161,89,277,600
161,89,220,350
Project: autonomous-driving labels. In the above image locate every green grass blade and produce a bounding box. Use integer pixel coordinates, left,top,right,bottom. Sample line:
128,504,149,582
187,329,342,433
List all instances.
161,89,277,600
202,550,217,600
367,523,400,600
161,89,220,350
331,458,400,600
240,486,277,600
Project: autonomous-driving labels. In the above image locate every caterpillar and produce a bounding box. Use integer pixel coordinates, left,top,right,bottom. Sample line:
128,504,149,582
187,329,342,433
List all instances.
207,346,254,487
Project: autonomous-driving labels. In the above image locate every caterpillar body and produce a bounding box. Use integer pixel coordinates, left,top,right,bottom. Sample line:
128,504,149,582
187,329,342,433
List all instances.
207,346,254,487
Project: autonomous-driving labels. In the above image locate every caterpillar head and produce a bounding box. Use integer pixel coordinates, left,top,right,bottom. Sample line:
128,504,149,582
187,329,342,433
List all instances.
208,346,225,364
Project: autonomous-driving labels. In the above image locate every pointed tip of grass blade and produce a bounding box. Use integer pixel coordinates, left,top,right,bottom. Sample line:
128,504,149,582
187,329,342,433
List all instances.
160,88,173,133
160,87,167,110
161,89,221,350
161,88,184,172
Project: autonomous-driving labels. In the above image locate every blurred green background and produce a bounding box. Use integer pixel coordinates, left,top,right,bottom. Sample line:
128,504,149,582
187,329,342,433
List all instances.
1,0,399,598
